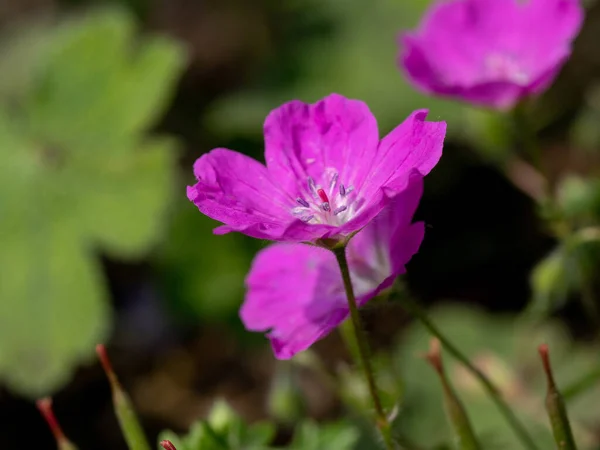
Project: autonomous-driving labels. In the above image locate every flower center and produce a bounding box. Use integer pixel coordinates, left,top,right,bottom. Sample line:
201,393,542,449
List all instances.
485,53,528,85
291,170,355,225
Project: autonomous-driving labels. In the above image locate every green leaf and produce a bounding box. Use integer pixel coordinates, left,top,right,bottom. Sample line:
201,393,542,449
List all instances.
76,137,179,258
287,420,359,450
527,248,574,320
556,175,600,225
159,400,275,450
27,7,186,152
0,222,110,396
0,6,185,397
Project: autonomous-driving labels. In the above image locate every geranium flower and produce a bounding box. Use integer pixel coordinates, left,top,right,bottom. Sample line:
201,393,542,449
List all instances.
187,93,445,244
240,174,424,359
398,0,583,110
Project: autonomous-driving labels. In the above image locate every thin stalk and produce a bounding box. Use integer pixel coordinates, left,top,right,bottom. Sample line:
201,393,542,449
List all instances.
333,246,394,450
399,295,540,450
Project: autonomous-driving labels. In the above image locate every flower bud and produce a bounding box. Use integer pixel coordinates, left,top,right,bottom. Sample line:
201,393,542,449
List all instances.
160,440,177,450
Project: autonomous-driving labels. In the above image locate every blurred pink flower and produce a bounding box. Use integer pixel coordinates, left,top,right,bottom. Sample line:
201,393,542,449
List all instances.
240,174,424,359
399,0,583,110
187,93,445,244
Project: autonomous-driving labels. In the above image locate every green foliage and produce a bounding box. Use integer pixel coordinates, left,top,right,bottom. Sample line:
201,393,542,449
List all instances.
0,7,186,396
159,399,361,450
159,399,276,450
528,248,576,320
528,175,600,320
556,175,600,226
393,304,600,449
286,420,359,450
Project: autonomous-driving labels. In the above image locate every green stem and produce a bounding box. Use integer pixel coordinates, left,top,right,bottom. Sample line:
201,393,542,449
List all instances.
539,344,578,450
398,295,540,450
333,246,394,450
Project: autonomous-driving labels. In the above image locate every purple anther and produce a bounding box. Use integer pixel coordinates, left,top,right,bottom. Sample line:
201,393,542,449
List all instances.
333,206,347,215
339,183,346,197
296,197,310,208
321,202,331,212
301,215,315,222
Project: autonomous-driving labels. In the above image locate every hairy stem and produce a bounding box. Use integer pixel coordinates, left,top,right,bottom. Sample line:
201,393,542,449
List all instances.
333,246,394,450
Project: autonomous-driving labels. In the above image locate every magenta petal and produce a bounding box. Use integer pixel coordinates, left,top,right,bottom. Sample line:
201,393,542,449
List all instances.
357,111,445,203
398,0,584,109
187,148,292,240
241,244,348,359
264,93,379,195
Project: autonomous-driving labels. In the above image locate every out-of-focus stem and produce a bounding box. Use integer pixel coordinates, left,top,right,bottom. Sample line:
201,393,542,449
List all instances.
425,339,481,450
96,344,151,450
398,294,539,450
36,398,78,450
333,246,394,450
539,344,578,450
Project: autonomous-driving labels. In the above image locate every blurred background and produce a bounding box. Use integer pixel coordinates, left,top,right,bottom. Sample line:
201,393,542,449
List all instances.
1,0,600,448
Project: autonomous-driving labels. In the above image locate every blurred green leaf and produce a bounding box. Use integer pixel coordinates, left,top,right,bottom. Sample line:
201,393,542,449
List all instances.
76,137,179,258
287,420,359,450
159,399,275,450
556,175,600,226
0,7,186,396
527,248,574,320
26,9,186,151
0,222,110,396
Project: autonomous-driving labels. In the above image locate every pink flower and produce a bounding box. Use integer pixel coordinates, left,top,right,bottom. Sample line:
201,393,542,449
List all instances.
187,94,445,244
240,174,424,359
399,0,583,110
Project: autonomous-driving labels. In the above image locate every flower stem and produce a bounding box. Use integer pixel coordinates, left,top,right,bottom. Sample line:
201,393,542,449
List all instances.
333,246,394,450
398,294,540,450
